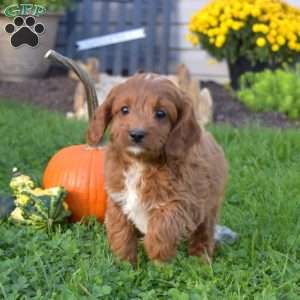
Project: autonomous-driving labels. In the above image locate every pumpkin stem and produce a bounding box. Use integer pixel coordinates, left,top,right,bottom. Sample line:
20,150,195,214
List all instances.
44,50,98,121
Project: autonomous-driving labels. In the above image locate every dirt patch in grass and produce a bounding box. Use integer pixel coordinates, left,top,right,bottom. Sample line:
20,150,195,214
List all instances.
0,71,298,128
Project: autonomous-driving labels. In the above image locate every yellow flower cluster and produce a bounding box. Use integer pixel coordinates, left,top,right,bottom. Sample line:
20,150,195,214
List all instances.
188,0,300,53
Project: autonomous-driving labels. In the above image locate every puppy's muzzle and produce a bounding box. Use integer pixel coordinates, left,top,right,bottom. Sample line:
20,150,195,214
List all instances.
128,129,146,144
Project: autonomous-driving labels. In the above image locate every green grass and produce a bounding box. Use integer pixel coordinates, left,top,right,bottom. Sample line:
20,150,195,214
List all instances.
0,100,300,299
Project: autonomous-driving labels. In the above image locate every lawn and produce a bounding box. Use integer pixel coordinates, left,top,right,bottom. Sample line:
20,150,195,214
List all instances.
0,99,300,299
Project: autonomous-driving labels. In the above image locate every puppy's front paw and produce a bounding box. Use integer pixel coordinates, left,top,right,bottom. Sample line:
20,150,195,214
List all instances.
152,260,165,266
144,234,177,262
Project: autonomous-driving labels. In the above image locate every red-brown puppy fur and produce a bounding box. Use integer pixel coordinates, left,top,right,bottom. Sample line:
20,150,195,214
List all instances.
87,73,228,264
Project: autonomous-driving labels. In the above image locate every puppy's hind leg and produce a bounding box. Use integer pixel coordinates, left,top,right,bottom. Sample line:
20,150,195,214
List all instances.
188,216,216,263
105,199,138,265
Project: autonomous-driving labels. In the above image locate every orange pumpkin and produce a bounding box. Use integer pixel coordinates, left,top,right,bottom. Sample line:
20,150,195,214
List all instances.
43,50,107,222
43,145,106,222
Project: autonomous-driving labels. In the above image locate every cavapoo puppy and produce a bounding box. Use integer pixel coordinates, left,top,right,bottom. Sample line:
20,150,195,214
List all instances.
87,73,228,264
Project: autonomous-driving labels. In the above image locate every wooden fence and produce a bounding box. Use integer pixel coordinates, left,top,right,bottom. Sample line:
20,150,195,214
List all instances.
56,0,172,75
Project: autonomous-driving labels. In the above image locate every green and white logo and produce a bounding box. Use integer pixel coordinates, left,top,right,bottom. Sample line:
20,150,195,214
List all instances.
3,3,46,48
3,3,46,18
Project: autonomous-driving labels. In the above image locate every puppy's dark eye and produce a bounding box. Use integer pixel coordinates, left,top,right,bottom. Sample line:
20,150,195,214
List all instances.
121,106,129,115
155,109,166,119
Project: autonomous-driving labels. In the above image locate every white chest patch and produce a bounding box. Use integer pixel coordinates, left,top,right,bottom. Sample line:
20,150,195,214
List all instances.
109,163,148,234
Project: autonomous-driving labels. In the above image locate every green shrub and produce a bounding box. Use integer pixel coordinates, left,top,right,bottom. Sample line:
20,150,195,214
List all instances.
237,66,300,119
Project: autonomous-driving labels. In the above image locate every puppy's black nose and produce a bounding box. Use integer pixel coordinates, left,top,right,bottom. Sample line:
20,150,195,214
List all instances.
129,129,145,143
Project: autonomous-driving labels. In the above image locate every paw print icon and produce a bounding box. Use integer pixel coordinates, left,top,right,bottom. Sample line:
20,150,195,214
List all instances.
5,16,45,48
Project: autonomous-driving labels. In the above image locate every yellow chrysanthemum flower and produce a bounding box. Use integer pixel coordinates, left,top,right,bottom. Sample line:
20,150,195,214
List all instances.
215,35,226,48
267,34,276,44
252,24,269,34
211,8,220,17
287,33,297,42
251,7,261,17
272,44,280,52
219,23,228,34
252,24,260,33
207,29,215,37
186,33,199,46
209,18,218,27
233,2,241,11
288,41,297,50
270,22,278,29
256,37,266,47
232,21,244,31
277,36,286,46
225,19,234,28
261,25,269,34
209,37,215,44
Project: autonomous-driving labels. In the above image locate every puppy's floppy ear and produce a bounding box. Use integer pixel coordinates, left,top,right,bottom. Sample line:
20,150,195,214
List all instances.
165,93,201,158
86,88,116,145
